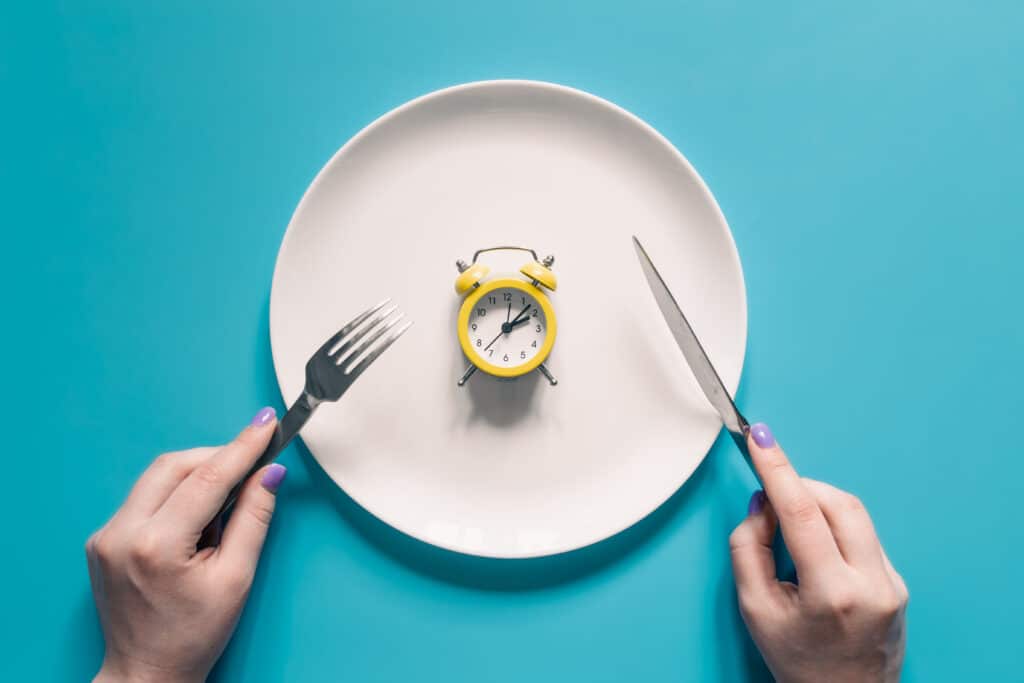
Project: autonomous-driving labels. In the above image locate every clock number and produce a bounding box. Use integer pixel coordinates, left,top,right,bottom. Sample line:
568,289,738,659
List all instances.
535,324,542,332
476,338,481,347
471,323,477,331
521,296,527,305
488,349,494,357
477,308,486,317
503,354,509,362
520,351,526,359
531,309,538,317
488,296,496,304
503,292,512,302
531,340,537,347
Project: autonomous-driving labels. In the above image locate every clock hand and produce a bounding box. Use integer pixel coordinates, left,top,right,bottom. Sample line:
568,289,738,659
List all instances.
508,304,532,326
483,329,504,351
484,304,533,352
506,303,511,323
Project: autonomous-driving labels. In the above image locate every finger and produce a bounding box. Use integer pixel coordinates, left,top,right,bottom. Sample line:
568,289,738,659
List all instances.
802,479,885,571
117,448,218,520
216,463,286,576
746,423,844,581
155,408,277,534
729,490,784,599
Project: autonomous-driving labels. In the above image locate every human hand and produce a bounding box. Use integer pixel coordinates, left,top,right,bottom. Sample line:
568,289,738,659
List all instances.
729,423,908,683
86,408,288,683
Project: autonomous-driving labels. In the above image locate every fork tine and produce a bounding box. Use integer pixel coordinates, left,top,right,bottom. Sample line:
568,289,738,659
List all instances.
339,312,405,369
344,320,413,379
317,299,391,357
331,304,399,360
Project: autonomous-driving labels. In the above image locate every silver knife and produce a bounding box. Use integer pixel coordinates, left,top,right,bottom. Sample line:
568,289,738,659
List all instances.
632,235,758,480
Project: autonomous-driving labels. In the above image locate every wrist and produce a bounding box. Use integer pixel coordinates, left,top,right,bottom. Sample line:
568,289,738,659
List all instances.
95,654,203,683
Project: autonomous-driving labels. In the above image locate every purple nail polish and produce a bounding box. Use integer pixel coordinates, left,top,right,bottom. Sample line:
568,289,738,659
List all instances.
748,489,766,515
261,463,287,493
750,422,775,448
250,406,276,427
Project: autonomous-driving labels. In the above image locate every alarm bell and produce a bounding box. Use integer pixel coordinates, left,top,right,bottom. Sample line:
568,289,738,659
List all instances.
454,261,491,295
519,255,557,291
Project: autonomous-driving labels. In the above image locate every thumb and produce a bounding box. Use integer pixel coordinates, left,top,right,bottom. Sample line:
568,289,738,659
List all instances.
216,463,287,576
729,490,782,601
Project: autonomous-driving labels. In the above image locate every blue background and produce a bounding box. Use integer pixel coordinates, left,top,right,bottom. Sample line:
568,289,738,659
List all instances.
2,2,1021,681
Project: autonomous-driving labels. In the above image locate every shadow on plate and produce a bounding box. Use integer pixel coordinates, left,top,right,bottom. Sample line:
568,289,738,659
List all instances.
461,365,542,427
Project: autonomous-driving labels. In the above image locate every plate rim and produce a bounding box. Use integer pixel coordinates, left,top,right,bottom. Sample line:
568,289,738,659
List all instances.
269,79,748,558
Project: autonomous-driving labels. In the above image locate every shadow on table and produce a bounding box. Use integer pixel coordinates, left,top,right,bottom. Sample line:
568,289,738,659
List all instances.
64,592,105,681
293,436,715,592
713,517,792,682
712,534,774,682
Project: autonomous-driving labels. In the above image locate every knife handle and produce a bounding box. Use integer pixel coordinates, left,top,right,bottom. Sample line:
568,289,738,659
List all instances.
729,425,762,486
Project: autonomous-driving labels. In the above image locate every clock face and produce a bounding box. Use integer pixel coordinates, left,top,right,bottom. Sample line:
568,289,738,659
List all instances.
465,286,549,370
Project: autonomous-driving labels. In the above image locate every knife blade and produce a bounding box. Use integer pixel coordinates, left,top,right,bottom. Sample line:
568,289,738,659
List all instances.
632,235,757,476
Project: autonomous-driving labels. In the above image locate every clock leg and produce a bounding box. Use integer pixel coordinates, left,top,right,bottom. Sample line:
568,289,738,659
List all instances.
538,363,558,386
457,365,478,386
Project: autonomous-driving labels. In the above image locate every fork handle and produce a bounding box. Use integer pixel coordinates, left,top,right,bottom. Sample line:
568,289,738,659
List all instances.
217,392,319,517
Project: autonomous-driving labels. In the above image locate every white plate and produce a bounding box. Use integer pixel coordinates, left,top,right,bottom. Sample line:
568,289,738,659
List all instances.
270,80,746,558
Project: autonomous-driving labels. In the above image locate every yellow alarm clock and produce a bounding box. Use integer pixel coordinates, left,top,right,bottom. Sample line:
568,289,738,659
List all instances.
454,246,558,387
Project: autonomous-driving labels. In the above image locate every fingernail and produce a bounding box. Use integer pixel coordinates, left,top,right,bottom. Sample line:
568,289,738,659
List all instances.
250,406,276,428
748,489,766,516
261,463,287,493
750,422,775,448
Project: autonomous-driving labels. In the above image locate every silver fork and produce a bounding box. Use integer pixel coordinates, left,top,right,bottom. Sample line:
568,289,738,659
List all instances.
218,299,412,516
